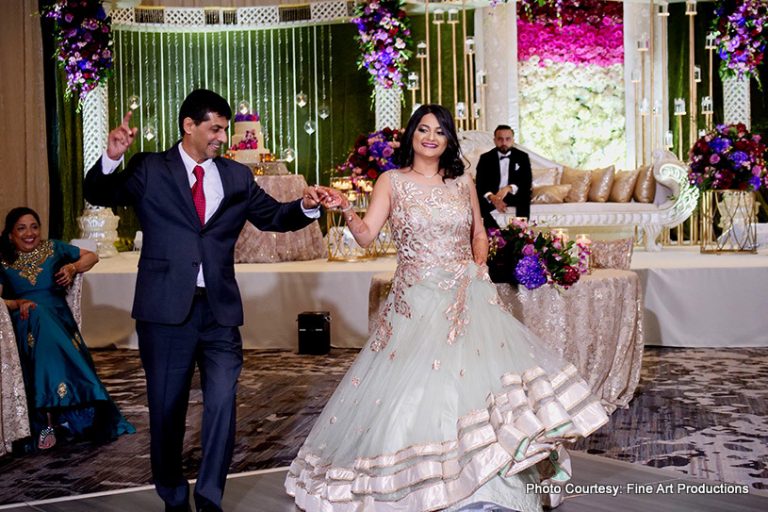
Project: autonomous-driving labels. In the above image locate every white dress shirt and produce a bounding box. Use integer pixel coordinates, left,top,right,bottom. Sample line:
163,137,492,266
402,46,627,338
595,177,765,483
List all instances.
484,150,519,204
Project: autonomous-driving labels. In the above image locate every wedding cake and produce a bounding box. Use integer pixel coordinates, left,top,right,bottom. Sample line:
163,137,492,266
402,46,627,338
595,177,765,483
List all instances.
229,112,268,164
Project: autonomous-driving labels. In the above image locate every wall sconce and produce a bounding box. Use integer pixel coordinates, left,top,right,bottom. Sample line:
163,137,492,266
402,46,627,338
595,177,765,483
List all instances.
658,2,670,17
432,8,445,25
674,98,686,116
694,65,702,82
416,41,427,59
447,8,459,25
705,32,718,50
701,96,714,114
637,33,650,52
686,1,697,15
465,37,475,55
456,102,467,120
407,72,420,91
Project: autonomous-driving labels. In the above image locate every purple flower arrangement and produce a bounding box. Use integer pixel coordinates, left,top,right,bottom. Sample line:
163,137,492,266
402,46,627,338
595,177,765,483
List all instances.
337,128,402,183
42,0,113,105
713,0,767,81
351,0,412,90
487,218,588,290
234,112,260,122
688,123,767,192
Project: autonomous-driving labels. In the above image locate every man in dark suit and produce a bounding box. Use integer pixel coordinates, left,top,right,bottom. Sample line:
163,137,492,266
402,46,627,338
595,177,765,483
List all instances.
474,125,532,228
84,90,328,512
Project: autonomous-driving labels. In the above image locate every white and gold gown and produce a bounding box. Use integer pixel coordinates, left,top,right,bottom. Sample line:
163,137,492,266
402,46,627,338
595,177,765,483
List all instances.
286,171,609,511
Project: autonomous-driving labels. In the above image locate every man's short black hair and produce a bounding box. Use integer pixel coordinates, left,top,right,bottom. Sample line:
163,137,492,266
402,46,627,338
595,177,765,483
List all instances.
178,89,232,135
494,125,514,136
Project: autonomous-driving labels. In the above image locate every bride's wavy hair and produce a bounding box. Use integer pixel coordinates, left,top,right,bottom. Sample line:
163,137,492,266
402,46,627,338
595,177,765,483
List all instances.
1,207,41,264
397,104,466,181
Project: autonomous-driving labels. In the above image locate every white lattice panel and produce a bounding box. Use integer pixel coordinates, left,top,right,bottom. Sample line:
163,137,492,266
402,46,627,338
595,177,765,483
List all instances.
375,85,402,130
237,7,280,26
722,75,751,130
165,8,205,26
82,84,109,173
310,1,348,21
108,8,135,25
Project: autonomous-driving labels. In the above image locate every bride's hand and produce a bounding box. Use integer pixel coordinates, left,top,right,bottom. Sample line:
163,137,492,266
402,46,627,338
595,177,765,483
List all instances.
321,189,349,210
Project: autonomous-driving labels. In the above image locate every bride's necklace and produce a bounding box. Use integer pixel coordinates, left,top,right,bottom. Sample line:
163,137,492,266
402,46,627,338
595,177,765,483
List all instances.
410,166,440,178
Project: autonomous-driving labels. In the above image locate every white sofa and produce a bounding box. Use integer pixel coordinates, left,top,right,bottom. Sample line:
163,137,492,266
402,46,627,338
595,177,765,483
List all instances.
459,131,699,251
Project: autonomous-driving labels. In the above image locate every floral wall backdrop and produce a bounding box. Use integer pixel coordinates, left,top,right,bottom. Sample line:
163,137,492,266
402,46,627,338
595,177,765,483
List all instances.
516,0,625,169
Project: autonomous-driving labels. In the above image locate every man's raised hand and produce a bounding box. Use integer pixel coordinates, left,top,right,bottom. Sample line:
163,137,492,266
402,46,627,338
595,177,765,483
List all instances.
107,111,138,160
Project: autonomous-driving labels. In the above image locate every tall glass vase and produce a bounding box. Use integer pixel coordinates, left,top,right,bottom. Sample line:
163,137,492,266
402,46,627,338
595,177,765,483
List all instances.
699,190,757,253
78,205,120,258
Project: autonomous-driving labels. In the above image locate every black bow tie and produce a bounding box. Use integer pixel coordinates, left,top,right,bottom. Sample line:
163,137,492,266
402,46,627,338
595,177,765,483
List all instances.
499,154,511,160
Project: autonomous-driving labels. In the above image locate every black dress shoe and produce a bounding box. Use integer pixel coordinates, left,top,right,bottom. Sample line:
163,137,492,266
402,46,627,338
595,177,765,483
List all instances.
165,504,192,512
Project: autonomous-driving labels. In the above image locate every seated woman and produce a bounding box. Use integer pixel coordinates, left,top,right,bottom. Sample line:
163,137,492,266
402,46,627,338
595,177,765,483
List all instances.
0,207,135,451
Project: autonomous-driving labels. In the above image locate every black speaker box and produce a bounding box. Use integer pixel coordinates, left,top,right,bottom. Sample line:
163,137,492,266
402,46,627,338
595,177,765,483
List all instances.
297,311,331,355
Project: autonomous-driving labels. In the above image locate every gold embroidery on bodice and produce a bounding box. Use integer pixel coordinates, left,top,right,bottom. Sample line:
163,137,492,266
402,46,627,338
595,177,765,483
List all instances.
1,239,54,286
370,172,475,351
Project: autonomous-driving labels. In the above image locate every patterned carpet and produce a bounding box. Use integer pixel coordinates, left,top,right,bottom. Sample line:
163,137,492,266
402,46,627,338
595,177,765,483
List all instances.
0,346,766,505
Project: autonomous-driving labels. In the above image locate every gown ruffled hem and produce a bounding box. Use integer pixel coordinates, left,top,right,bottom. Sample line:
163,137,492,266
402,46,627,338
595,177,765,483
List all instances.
286,362,607,512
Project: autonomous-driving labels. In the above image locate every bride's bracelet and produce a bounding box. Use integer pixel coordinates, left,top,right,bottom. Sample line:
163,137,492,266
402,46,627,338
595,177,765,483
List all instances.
341,204,353,212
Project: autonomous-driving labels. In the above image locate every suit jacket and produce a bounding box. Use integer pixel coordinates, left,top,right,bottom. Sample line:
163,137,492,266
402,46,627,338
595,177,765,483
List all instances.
84,143,313,326
474,147,532,228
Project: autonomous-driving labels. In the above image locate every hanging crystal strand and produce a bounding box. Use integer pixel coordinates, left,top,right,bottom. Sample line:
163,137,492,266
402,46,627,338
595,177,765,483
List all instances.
239,30,247,113
114,28,122,131
304,27,316,137
146,31,159,150
174,32,181,135
268,29,275,153
277,28,284,154
328,25,334,162
158,32,167,148
138,31,145,152
282,28,295,164
247,30,254,116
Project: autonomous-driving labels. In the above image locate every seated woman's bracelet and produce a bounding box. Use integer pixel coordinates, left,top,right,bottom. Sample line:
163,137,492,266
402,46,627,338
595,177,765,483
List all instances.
341,204,354,213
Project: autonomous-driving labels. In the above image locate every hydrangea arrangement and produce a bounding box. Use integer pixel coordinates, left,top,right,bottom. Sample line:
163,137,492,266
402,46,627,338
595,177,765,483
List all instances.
42,0,113,106
487,218,589,290
688,123,767,192
234,112,260,122
713,0,767,82
337,128,402,182
351,0,412,90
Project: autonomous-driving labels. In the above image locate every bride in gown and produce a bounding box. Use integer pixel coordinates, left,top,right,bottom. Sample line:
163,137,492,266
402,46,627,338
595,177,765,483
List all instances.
285,105,609,511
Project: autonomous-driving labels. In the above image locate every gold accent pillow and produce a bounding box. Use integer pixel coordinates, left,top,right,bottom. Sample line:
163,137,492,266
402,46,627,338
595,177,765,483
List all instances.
561,167,592,203
609,169,639,202
531,184,572,204
588,165,615,202
633,164,656,203
532,167,561,187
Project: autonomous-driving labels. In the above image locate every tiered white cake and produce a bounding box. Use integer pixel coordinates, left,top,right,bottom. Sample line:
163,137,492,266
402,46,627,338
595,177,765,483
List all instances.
230,116,268,165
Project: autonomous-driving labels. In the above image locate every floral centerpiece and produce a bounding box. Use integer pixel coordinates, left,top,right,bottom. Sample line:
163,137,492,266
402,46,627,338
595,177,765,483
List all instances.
337,128,402,186
352,0,412,90
42,0,113,106
713,0,767,82
487,218,589,290
688,123,767,191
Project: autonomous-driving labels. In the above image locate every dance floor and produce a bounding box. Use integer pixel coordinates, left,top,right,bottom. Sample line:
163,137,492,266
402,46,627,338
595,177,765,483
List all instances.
1,456,766,512
80,246,768,349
